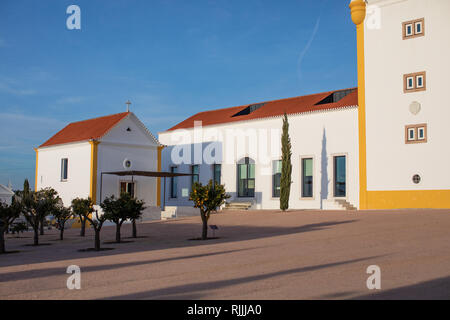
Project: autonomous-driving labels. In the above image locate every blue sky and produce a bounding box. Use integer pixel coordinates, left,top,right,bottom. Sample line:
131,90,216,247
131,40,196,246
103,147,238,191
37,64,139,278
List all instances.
0,0,356,190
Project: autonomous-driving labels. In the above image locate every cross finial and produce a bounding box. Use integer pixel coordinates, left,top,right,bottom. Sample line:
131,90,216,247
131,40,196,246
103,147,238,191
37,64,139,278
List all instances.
125,100,131,112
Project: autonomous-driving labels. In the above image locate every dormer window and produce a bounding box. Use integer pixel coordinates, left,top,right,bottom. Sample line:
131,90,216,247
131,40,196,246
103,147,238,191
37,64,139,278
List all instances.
232,103,266,117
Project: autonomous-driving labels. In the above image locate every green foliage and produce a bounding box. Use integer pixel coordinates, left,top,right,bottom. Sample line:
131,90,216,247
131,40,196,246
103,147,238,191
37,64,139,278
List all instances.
22,187,60,228
0,198,22,230
11,222,28,234
280,113,292,211
71,197,94,219
190,180,230,239
190,180,230,218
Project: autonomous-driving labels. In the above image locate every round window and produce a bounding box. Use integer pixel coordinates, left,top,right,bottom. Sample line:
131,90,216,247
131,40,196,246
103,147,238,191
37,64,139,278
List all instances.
123,159,132,169
412,174,421,184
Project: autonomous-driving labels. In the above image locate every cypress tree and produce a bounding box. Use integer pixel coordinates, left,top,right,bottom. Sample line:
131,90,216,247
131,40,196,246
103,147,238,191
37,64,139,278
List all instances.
280,113,292,211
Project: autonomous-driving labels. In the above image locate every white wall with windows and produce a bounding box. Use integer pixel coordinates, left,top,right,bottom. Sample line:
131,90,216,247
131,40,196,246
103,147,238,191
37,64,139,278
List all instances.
36,142,91,206
365,0,450,191
158,106,359,210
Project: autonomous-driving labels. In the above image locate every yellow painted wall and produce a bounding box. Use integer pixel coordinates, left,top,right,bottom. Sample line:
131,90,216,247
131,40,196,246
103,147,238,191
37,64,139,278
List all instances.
367,190,450,209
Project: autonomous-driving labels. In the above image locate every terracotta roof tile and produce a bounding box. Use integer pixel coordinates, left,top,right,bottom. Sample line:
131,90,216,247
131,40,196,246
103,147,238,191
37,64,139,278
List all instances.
39,112,130,148
166,88,358,131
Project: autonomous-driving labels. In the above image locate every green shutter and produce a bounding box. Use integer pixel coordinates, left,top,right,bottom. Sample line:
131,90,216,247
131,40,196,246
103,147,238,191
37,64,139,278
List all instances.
304,158,313,177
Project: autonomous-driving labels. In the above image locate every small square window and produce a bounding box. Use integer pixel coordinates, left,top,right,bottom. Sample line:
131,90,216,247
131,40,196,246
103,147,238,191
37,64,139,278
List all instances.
416,75,424,88
406,124,427,144
415,21,423,34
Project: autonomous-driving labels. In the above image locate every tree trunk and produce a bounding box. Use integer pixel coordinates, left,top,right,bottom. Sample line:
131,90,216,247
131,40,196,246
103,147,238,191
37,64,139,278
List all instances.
201,215,208,240
94,229,100,251
0,228,5,254
40,218,44,235
60,225,64,240
33,226,39,246
80,216,86,237
115,224,121,243
132,219,137,238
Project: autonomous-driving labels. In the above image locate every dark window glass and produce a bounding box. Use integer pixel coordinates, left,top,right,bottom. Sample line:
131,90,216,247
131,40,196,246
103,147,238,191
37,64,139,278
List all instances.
61,158,68,181
237,158,255,197
272,160,281,198
120,182,135,198
213,164,221,185
334,156,346,197
302,158,313,198
170,167,177,198
191,165,199,187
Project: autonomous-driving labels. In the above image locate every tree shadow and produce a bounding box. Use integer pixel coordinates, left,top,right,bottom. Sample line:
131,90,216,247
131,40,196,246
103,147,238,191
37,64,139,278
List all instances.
320,128,329,209
101,255,383,300
0,247,260,283
0,219,357,268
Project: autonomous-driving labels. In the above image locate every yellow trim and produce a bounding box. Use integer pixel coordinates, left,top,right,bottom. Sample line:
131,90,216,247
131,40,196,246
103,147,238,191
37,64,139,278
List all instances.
156,146,164,207
367,190,450,209
34,148,39,191
89,140,100,204
350,0,368,209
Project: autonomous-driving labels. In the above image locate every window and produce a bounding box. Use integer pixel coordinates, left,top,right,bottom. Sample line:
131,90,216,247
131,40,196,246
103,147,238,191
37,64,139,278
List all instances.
237,157,255,198
412,174,421,184
191,165,199,187
213,164,221,185
301,158,313,198
333,156,346,198
404,71,426,93
405,124,427,144
402,18,425,39
120,181,135,198
170,167,177,198
61,158,68,181
272,160,281,198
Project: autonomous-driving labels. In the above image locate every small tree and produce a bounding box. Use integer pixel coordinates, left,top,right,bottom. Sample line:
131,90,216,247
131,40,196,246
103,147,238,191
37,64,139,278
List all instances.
22,187,59,246
71,197,93,237
0,198,22,254
280,113,292,211
122,193,146,238
101,193,129,243
84,209,107,251
53,202,72,240
190,180,230,240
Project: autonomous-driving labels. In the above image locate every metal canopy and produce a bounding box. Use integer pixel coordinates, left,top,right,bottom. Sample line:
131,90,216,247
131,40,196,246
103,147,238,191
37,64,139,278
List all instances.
101,170,193,178
100,170,193,211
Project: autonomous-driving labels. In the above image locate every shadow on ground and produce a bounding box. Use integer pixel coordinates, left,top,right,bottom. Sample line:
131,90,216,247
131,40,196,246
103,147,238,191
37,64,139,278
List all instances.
0,218,356,268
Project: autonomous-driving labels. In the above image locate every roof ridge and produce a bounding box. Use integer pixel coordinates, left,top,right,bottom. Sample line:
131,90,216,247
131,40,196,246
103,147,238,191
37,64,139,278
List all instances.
192,87,357,115
68,111,130,125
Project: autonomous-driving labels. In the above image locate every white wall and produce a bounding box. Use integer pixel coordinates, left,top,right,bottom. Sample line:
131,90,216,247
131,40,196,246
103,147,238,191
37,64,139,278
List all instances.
36,142,91,206
365,0,450,191
159,107,359,210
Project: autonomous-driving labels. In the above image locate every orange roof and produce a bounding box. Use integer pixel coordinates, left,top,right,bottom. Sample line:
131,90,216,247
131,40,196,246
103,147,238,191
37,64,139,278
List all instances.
166,88,358,131
39,112,130,148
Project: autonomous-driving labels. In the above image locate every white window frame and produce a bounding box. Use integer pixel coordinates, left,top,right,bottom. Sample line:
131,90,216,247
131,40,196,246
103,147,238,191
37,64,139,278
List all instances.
406,23,414,36
61,158,68,182
415,21,423,34
331,153,348,200
417,127,425,140
119,180,137,198
300,155,315,200
406,76,414,89
416,75,424,88
407,128,416,141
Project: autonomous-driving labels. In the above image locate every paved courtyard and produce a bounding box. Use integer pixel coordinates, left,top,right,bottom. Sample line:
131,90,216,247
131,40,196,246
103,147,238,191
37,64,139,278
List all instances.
1,209,450,300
